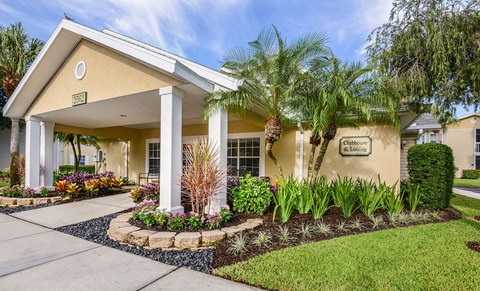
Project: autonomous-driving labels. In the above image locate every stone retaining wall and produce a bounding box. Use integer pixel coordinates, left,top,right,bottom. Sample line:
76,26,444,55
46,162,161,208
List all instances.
107,213,263,249
0,196,62,207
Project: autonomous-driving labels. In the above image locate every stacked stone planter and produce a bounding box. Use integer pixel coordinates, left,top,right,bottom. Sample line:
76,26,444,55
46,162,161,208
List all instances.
107,212,263,249
0,196,62,207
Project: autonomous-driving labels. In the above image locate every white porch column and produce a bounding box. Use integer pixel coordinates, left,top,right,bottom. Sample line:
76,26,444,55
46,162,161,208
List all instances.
40,121,55,188
25,116,41,189
159,86,184,214
208,108,228,213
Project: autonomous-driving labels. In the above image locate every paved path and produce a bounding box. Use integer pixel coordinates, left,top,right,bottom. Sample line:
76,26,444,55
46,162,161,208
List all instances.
453,187,480,200
11,193,134,228
0,195,260,290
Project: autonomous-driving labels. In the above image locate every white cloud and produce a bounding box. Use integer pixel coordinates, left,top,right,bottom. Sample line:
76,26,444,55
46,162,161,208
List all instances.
39,0,246,57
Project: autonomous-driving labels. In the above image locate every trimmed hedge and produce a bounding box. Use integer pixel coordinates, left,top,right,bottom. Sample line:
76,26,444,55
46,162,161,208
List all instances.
58,165,96,174
407,143,454,210
462,169,480,179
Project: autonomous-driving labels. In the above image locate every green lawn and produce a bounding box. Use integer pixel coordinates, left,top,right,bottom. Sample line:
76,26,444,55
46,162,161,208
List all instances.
454,178,480,187
214,195,480,290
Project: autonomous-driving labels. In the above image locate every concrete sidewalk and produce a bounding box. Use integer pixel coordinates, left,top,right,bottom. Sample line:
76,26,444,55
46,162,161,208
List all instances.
0,213,259,291
453,187,480,200
11,193,134,228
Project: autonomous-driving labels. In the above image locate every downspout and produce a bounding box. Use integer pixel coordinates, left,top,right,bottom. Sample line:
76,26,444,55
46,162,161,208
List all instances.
297,121,305,180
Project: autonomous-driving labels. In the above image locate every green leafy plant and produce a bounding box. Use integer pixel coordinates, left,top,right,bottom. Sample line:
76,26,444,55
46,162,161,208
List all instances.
167,213,187,230
349,218,365,231
83,179,100,197
186,212,203,229
331,176,358,218
357,178,383,217
232,174,272,215
1,185,23,197
462,169,480,179
296,180,314,214
39,187,49,197
382,185,403,219
253,231,272,247
228,232,248,255
277,225,290,243
335,221,349,233
219,207,233,224
406,184,422,212
272,177,298,223
397,213,409,225
311,177,331,219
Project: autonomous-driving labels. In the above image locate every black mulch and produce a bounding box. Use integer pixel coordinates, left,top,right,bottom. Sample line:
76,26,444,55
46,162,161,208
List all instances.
0,202,60,215
55,213,214,273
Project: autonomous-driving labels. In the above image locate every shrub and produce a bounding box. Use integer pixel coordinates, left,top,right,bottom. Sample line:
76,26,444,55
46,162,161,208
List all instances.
408,143,454,210
181,138,226,214
167,213,187,230
1,185,23,197
295,180,314,214
58,165,96,174
232,174,272,215
1,168,10,179
462,169,480,179
331,176,358,218
129,182,159,203
273,177,298,223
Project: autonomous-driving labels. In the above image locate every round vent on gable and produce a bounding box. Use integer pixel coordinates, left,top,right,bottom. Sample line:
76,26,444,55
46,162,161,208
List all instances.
75,61,86,80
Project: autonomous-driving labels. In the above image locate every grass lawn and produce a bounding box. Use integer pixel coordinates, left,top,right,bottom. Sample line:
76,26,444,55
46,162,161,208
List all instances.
454,178,480,187
214,194,480,290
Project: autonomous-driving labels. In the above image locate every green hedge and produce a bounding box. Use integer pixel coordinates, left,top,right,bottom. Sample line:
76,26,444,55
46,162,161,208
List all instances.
58,165,96,174
461,169,480,179
407,143,454,210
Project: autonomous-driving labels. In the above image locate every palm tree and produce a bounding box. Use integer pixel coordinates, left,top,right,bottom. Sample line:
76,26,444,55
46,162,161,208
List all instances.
0,22,43,185
205,26,329,177
55,133,100,172
305,57,399,180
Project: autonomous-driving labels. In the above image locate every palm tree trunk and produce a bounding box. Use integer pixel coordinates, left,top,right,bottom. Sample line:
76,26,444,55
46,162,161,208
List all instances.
69,140,78,172
9,118,20,186
76,134,82,172
307,144,318,182
312,138,331,180
266,141,283,178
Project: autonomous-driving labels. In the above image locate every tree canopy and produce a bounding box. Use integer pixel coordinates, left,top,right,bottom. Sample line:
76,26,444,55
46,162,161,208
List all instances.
366,0,480,122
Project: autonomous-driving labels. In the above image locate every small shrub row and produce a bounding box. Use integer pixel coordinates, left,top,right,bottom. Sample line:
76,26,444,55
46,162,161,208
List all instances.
55,171,123,199
461,169,480,179
232,174,272,215
132,201,233,230
58,165,96,174
0,185,50,198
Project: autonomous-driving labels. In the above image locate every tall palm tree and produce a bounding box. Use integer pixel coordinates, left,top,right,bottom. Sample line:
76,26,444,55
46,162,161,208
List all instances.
306,57,399,180
205,26,329,177
55,133,100,172
0,22,43,185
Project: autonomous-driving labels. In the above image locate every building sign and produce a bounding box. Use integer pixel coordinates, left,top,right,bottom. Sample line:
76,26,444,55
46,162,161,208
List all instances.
72,92,87,106
339,136,372,156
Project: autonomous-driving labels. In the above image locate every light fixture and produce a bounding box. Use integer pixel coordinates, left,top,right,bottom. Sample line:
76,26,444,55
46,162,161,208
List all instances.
120,114,127,117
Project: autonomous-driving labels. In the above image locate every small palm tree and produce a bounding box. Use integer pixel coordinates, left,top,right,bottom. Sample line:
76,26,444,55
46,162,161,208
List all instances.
55,133,100,172
205,26,329,177
0,22,44,186
306,57,399,180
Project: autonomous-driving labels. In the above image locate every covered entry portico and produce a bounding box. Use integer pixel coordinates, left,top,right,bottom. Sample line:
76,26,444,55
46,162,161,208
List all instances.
4,20,237,213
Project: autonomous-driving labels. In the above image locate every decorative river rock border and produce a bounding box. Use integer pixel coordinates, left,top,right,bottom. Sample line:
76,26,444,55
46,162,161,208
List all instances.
0,196,62,207
107,212,263,249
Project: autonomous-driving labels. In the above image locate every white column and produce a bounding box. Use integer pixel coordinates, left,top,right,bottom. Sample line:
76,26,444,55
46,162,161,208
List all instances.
40,121,55,189
208,108,228,213
25,116,41,189
159,86,184,214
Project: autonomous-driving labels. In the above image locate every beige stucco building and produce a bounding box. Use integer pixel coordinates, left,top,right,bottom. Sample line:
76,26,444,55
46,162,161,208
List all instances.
4,20,414,212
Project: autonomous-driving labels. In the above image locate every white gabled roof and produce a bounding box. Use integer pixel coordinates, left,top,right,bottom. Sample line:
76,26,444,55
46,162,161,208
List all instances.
458,112,480,120
4,20,238,118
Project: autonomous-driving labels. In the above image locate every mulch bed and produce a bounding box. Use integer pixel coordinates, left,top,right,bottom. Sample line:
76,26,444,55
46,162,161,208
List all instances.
466,241,480,252
212,207,462,269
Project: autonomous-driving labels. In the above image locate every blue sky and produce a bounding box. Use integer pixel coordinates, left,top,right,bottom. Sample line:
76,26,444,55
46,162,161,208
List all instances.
0,0,473,116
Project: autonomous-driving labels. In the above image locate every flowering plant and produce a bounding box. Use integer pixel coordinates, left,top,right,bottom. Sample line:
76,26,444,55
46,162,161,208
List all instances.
186,212,203,229
167,213,187,230
204,212,223,230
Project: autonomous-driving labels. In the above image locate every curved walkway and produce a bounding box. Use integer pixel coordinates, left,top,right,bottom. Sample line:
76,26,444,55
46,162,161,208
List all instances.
453,187,480,200
0,194,259,291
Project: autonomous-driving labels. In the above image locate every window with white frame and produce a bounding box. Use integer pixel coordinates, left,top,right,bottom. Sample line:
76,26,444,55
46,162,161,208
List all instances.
79,155,86,166
227,137,261,177
147,142,160,174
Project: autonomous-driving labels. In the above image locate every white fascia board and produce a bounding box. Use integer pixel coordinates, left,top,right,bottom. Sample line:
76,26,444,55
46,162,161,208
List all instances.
458,112,480,120
174,63,213,93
